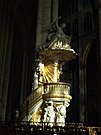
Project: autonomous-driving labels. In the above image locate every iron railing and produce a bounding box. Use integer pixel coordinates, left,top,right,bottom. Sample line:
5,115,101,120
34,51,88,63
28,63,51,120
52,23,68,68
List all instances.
0,121,101,135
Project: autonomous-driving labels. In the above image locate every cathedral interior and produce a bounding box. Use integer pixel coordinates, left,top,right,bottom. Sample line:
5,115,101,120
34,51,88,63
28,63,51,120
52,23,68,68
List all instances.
0,0,101,135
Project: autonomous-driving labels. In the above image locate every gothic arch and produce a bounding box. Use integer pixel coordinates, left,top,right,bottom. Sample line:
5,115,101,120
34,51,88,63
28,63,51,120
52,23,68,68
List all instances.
79,40,92,123
82,40,92,67
81,39,99,125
